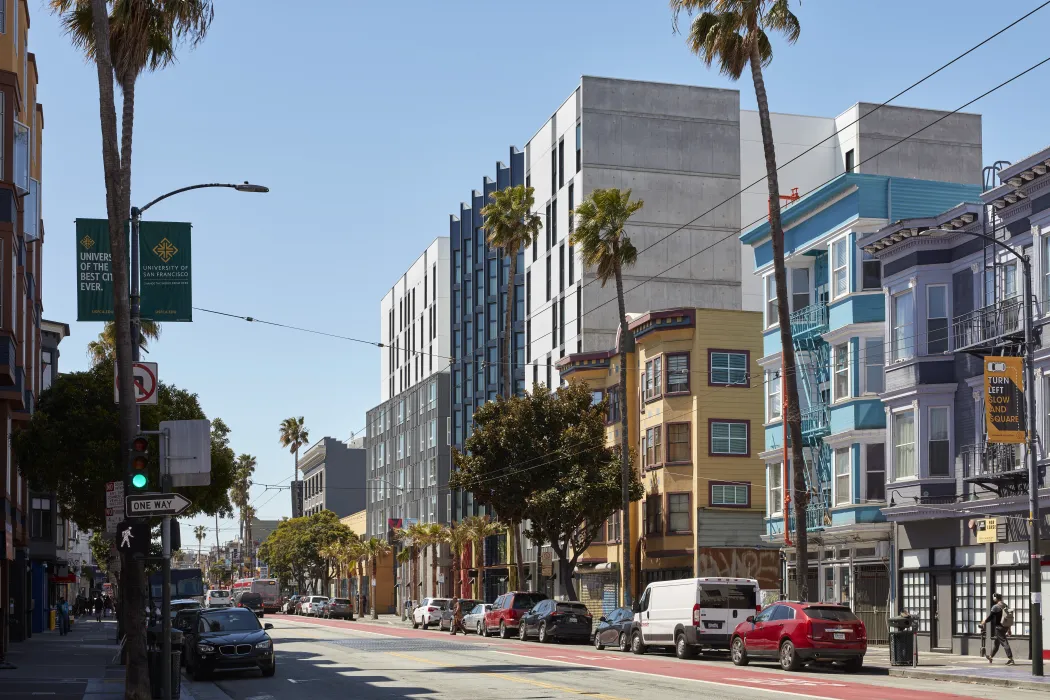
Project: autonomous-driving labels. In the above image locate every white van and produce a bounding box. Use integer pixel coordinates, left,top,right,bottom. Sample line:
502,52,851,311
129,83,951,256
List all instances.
631,577,760,659
204,589,232,609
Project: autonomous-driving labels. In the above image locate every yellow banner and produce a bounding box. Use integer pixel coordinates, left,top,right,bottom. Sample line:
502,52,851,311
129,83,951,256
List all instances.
985,357,1025,444
976,518,998,544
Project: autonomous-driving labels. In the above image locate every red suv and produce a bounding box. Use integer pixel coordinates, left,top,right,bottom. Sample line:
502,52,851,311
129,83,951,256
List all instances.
730,602,866,672
482,592,548,639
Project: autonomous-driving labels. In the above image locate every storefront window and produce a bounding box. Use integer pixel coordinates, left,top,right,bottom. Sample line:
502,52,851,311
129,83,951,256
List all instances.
954,570,987,635
901,571,930,632
995,568,1030,636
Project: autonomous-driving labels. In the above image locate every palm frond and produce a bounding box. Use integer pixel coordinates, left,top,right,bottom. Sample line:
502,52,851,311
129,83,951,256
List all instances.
569,188,644,287
763,0,800,43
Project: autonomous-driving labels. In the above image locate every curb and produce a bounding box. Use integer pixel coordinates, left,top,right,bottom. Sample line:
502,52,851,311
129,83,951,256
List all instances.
887,667,1050,693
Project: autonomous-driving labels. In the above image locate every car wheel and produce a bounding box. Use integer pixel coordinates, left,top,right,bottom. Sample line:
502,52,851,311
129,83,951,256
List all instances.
731,636,749,666
843,657,863,673
477,622,485,637
594,633,605,651
261,661,276,678
412,618,419,629
538,622,550,644
519,623,528,641
631,631,646,655
422,617,429,630
618,631,630,652
499,621,509,639
675,632,696,660
779,640,801,672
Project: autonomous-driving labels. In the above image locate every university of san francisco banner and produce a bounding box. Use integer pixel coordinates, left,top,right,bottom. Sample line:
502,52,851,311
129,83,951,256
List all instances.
76,218,115,321
984,356,1025,444
139,221,193,322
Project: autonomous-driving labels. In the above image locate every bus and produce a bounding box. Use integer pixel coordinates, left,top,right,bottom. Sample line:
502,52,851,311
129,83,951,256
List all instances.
232,577,280,613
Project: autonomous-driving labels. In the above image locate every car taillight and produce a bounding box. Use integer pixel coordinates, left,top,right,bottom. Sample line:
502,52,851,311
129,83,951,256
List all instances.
692,603,701,625
756,605,762,613
428,607,437,612
808,621,821,639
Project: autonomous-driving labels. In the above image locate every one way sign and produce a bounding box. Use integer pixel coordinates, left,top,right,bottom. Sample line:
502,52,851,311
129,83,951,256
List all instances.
126,493,192,517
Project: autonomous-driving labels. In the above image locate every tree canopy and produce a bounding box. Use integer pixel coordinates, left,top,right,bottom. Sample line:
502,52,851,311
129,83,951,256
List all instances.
12,359,236,531
257,510,356,593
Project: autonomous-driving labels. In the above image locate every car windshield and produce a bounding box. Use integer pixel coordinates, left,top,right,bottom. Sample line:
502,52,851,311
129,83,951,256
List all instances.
172,602,199,611
806,606,861,622
431,599,450,608
210,591,229,598
514,594,546,610
202,610,261,633
555,603,589,614
332,599,350,605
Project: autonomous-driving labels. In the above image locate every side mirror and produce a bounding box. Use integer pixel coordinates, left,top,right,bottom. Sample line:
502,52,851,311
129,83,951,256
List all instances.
746,615,755,623
632,602,641,614
264,623,274,630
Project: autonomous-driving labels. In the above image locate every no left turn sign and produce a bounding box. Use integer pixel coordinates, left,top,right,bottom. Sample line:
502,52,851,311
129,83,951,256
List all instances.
114,362,158,405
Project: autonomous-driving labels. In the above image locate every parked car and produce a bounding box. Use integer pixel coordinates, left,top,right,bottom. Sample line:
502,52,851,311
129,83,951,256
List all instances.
519,600,592,644
412,598,450,629
182,607,276,681
630,577,760,659
483,592,548,638
281,595,300,615
205,590,233,609
324,598,353,619
298,595,329,617
234,591,265,617
151,598,201,624
731,602,866,672
439,599,482,631
464,603,493,635
593,607,634,652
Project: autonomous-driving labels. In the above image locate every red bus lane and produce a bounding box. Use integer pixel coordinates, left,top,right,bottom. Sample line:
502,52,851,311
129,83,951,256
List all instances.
288,615,980,700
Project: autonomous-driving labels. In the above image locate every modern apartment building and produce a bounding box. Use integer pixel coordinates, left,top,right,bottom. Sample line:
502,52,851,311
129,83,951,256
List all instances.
4,0,45,652
860,145,1050,658
299,437,366,518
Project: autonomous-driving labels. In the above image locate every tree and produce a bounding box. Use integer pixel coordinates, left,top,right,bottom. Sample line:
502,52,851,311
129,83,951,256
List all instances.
12,360,236,532
413,523,448,598
257,511,353,594
193,525,208,565
90,530,114,574
568,187,644,605
359,537,392,619
480,184,543,588
230,454,256,545
446,523,473,600
670,0,808,600
460,515,504,600
87,319,160,366
278,416,310,508
395,522,429,604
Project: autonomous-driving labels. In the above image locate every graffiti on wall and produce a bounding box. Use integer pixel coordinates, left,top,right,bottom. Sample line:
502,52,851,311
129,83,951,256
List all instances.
696,547,781,589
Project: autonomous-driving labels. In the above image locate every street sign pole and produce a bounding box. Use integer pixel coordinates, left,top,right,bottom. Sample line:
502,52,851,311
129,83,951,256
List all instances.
161,423,172,700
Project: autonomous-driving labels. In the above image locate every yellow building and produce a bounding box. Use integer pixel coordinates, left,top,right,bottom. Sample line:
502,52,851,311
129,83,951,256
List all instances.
340,511,396,614
560,308,773,614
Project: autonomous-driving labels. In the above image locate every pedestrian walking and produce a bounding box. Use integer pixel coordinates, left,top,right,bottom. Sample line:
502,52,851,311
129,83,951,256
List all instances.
980,592,1015,665
94,596,103,623
57,598,70,636
449,598,465,636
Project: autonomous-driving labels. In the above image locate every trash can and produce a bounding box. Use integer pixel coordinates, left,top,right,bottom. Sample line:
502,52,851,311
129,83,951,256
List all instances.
888,616,915,666
146,627,182,699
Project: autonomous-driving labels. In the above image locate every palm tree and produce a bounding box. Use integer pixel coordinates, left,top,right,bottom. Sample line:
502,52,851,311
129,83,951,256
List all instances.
360,537,392,619
193,525,207,565
670,0,808,601
415,523,448,598
570,187,644,606
87,320,160,366
230,454,256,545
395,523,429,606
278,417,310,512
242,504,257,573
446,523,473,600
461,515,504,600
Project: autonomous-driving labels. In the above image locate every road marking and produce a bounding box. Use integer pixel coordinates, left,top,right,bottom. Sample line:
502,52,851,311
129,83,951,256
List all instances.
727,677,848,688
286,679,319,684
387,650,629,700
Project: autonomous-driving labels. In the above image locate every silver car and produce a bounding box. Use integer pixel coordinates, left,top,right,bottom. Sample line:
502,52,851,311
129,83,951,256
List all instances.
464,603,493,635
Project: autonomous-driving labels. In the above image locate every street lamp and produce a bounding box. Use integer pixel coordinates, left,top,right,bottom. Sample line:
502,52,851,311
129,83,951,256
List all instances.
927,227,1043,676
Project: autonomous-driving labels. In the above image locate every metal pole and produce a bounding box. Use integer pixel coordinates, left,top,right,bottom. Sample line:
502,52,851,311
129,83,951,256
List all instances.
1023,258,1044,676
161,511,172,700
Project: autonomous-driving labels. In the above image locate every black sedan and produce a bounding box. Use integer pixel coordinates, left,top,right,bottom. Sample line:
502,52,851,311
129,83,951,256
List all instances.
518,600,592,643
183,608,275,680
593,607,634,651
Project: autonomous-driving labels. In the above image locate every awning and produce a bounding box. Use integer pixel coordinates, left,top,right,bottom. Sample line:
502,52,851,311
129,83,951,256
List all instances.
49,574,77,584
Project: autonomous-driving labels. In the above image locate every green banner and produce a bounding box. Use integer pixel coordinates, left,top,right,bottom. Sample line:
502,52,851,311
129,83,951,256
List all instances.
76,218,115,321
140,221,192,322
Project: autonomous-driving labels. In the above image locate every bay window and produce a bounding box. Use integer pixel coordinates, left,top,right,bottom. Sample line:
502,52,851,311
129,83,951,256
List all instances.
861,250,882,290
666,353,689,393
668,494,690,532
893,290,914,361
765,274,778,328
865,443,885,502
769,464,783,516
864,337,884,394
926,285,948,354
831,237,849,299
766,370,781,421
928,406,950,477
833,343,850,401
834,448,851,505
894,410,916,479
791,267,810,311
667,423,690,463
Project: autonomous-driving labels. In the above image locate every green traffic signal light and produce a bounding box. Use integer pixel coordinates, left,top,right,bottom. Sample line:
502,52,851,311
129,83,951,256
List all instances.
129,435,149,491
131,473,148,488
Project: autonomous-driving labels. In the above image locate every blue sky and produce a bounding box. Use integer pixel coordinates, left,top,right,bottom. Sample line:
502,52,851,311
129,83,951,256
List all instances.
31,0,1050,542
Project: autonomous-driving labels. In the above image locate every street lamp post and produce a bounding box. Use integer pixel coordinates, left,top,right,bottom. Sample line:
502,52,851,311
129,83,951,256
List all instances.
126,182,267,700
929,227,1042,676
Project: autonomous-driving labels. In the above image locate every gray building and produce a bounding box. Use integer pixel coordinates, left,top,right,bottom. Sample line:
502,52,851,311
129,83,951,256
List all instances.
299,437,366,518
862,146,1050,658
364,371,451,538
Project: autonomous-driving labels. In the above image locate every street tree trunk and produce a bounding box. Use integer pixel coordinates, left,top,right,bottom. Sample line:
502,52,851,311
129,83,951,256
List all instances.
431,543,438,597
750,48,809,602
613,256,635,606
504,247,517,397
370,557,378,620
510,522,524,592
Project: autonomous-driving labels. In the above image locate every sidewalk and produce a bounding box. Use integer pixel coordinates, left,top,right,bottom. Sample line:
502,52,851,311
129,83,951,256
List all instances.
0,614,231,699
864,646,1050,693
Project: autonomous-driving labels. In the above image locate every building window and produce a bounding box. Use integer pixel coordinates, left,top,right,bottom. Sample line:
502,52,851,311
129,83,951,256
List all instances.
954,570,987,635
928,406,950,477
397,434,404,460
30,497,51,539
766,370,782,421
488,303,498,340
429,419,436,448
667,493,690,532
1043,235,1050,308
488,259,498,296
1003,262,1018,299
901,571,930,632
666,423,690,463
710,351,748,386
926,285,948,354
558,243,565,293
864,338,884,394
995,569,1030,636
765,274,778,328
568,183,574,233
645,425,662,468
768,464,783,516
526,270,531,315
711,483,749,507
834,448,851,505
546,258,551,301
644,494,662,535
845,148,855,173
894,410,916,479
893,290,914,361
710,420,748,456
551,303,558,347
398,400,404,424
865,443,885,502
833,343,850,401
551,147,558,193
831,237,849,299
607,390,621,424
791,267,810,311
861,250,882,290
558,139,565,189
606,510,620,542
666,353,689,394
575,123,582,172
559,297,565,349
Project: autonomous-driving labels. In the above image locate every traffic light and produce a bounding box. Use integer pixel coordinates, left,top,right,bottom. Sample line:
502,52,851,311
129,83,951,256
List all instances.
129,434,149,491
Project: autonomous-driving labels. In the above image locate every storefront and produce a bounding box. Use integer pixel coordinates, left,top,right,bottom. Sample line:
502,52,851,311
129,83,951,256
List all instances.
576,562,620,619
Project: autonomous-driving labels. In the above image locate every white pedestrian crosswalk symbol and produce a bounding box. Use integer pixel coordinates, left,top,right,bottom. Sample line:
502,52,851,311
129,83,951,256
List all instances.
121,527,133,548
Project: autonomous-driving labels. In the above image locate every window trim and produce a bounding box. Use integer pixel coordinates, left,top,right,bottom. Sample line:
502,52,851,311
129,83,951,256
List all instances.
665,421,692,465
833,447,851,506
708,418,751,458
892,289,915,362
892,407,917,481
768,462,784,517
644,354,664,403
925,284,949,355
764,272,778,328
709,481,751,509
665,352,691,394
832,342,851,403
927,405,951,478
830,234,851,300
862,336,884,395
666,491,693,534
708,348,750,388
644,424,663,471
766,369,782,423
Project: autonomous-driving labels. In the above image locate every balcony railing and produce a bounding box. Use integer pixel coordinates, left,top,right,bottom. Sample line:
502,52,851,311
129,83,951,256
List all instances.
961,442,1025,481
952,296,1023,352
789,302,829,341
784,502,828,533
800,405,830,439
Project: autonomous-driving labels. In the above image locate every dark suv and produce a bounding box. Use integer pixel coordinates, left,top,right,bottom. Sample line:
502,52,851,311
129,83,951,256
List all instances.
483,592,548,638
235,591,264,617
